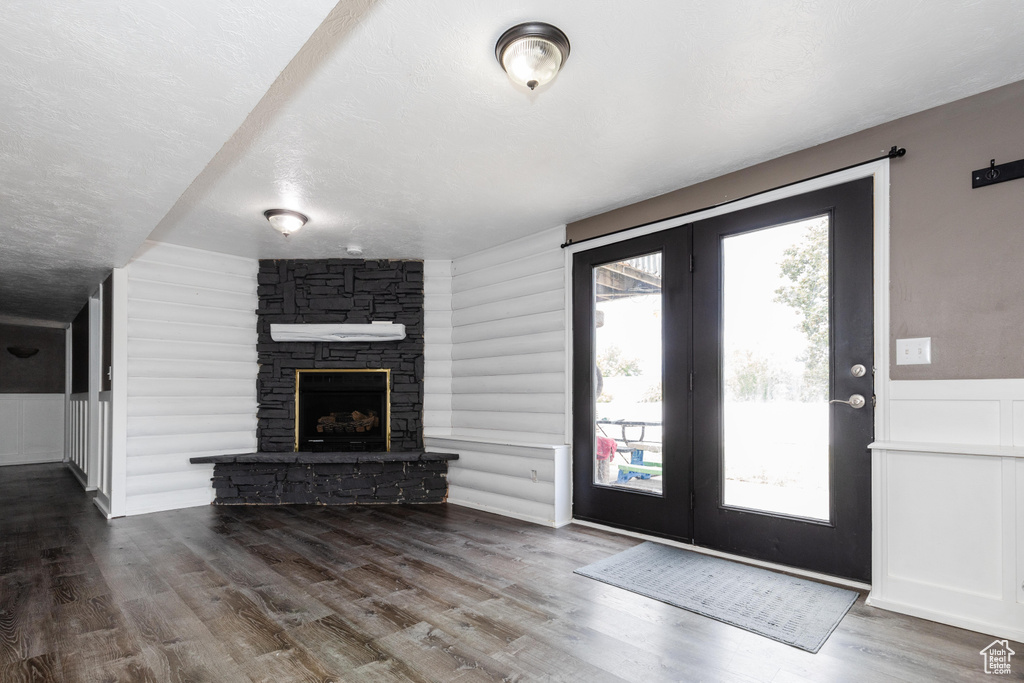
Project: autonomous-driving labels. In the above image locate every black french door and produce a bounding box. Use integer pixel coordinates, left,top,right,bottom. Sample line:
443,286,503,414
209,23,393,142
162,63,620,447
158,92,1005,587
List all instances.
691,178,874,582
572,228,693,540
572,178,874,582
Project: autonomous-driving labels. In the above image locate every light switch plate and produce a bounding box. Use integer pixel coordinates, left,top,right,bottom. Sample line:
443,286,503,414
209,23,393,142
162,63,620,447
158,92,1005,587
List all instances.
896,337,931,365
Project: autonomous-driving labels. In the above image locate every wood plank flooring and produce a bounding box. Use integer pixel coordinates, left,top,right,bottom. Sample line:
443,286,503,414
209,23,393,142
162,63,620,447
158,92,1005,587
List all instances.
0,464,1018,682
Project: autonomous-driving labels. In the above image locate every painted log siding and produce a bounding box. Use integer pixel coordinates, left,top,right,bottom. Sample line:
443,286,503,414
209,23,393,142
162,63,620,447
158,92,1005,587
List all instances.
423,260,453,437
450,226,565,444
425,226,570,527
124,242,258,516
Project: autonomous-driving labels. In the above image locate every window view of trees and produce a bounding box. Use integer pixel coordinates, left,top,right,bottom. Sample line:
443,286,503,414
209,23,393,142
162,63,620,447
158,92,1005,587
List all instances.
724,217,829,403
774,218,829,401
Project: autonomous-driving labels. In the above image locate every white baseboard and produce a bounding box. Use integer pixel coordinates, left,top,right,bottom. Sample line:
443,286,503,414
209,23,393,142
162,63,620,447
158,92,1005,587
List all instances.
866,596,1024,643
92,490,112,519
446,496,570,528
0,454,64,466
65,461,97,491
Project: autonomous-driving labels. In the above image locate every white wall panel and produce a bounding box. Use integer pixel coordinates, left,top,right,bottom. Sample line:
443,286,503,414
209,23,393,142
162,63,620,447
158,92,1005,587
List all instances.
452,291,564,328
889,399,1001,445
451,393,564,414
452,250,563,293
451,331,563,361
453,311,564,344
449,227,565,436
452,270,563,310
128,279,256,311
871,378,1024,642
128,397,258,418
427,435,570,527
433,226,570,525
128,339,259,363
452,373,565,395
127,299,255,328
127,319,255,346
886,451,1003,598
423,259,452,437
1012,401,1024,447
0,394,65,466
125,241,258,516
127,377,255,398
453,352,565,377
453,410,564,435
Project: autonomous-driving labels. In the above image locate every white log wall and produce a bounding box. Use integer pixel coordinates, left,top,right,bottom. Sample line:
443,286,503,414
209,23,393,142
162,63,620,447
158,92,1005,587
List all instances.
424,226,570,527
423,260,452,437
124,242,258,516
0,394,65,466
449,225,565,444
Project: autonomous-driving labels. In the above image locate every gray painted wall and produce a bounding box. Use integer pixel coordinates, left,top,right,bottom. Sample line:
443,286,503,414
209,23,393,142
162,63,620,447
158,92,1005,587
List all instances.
567,80,1024,380
0,323,65,393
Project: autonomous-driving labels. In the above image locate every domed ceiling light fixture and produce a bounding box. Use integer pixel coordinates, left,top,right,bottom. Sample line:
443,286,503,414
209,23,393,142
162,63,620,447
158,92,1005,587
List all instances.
264,208,308,236
495,22,570,91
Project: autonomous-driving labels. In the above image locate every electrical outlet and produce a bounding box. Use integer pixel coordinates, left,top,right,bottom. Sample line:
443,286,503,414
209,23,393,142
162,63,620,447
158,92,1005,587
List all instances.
896,337,931,365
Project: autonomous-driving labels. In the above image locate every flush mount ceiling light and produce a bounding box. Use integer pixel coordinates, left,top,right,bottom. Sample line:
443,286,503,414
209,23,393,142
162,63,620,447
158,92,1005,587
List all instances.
495,22,570,91
264,209,308,236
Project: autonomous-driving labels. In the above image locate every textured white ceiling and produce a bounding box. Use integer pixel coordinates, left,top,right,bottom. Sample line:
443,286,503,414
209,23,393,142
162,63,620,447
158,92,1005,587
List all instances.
5,0,1024,322
0,0,339,322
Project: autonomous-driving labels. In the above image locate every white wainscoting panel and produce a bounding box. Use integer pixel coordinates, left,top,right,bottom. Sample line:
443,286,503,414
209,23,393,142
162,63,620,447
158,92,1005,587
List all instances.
423,260,452,437
871,378,1024,642
889,399,1001,445
425,435,570,527
1017,459,1024,607
0,394,65,466
124,242,258,516
885,451,1003,599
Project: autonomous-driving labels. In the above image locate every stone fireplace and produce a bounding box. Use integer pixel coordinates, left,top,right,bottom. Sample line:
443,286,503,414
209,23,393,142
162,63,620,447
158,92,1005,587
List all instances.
192,258,455,507
256,258,424,452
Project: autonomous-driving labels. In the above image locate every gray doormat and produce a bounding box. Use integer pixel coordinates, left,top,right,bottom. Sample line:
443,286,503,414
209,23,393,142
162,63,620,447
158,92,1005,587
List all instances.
574,541,858,653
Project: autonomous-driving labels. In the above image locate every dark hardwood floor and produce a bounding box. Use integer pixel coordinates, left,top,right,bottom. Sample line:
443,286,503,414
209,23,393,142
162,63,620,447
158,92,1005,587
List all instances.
0,464,1017,682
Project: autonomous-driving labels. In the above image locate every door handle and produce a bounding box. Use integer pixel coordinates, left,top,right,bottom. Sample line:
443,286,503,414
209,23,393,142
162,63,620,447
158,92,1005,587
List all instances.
830,394,866,409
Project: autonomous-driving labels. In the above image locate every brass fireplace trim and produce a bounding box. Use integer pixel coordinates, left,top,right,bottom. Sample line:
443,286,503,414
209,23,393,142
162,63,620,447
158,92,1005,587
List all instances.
294,368,392,451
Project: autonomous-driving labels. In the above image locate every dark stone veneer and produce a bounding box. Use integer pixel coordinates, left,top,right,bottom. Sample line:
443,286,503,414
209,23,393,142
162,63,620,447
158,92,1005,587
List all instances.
191,451,457,506
256,259,424,452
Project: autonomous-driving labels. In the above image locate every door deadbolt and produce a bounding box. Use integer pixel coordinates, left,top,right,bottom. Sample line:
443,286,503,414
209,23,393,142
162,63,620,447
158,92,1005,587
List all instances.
851,364,867,378
830,394,866,409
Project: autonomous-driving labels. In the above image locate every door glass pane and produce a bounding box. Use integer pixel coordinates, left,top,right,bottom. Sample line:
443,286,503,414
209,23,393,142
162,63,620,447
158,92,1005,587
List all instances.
593,253,663,494
721,216,829,520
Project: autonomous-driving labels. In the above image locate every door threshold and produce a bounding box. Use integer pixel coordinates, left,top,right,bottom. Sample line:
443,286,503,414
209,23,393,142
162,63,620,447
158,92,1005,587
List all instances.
571,518,871,592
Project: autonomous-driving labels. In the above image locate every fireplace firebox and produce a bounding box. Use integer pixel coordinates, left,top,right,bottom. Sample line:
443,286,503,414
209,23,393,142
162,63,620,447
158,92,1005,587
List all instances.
295,369,390,452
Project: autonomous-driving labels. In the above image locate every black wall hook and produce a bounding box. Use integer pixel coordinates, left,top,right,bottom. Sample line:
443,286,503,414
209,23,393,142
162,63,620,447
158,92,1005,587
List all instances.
973,157,1024,189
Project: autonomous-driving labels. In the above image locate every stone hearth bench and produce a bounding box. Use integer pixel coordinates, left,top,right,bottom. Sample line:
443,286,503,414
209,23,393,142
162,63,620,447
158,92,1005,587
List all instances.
189,451,458,506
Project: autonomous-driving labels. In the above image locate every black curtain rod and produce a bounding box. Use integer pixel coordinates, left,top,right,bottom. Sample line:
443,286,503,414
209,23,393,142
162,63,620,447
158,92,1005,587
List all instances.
561,145,906,249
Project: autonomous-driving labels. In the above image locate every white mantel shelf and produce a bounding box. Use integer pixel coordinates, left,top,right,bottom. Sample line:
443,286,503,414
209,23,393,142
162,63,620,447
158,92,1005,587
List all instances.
270,322,406,342
868,440,1024,459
